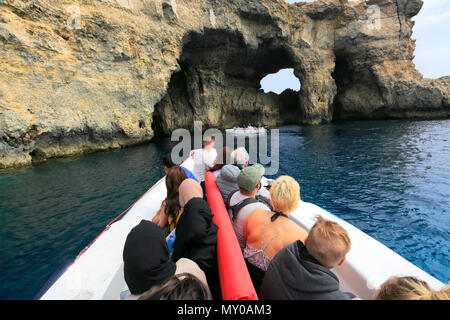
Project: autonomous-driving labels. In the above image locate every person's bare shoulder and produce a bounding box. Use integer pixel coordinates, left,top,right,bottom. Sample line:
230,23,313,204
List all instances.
287,220,308,243
247,208,270,222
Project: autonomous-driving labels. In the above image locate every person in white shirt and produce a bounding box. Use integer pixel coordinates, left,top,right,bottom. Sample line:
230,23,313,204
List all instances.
193,135,217,183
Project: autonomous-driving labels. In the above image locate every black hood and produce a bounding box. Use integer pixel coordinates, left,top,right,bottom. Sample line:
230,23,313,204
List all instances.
172,198,218,269
123,220,176,295
260,241,349,300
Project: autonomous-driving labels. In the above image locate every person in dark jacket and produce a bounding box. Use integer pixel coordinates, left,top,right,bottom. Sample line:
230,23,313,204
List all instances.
172,197,218,268
260,217,355,300
172,179,220,299
123,220,176,297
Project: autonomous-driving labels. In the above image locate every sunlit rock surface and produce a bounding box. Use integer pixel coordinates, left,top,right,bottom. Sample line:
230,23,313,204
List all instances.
0,0,448,168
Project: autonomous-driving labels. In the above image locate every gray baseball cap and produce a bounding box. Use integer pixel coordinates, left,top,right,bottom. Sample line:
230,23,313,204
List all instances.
237,164,265,193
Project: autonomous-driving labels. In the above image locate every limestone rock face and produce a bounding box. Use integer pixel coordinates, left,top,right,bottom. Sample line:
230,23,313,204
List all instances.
0,0,448,168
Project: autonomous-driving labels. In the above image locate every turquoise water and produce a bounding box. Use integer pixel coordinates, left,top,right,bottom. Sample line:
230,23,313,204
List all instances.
1,120,449,299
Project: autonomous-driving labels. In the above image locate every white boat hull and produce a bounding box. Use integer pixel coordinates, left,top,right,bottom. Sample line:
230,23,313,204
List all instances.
40,150,445,300
225,128,267,136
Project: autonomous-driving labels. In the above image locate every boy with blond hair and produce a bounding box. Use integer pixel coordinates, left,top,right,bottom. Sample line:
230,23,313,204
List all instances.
306,216,351,269
260,216,356,300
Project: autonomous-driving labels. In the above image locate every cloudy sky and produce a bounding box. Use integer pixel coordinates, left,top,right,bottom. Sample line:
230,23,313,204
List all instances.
261,0,450,94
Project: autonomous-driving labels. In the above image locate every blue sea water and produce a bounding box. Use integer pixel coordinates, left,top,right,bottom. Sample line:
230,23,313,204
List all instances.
1,119,449,299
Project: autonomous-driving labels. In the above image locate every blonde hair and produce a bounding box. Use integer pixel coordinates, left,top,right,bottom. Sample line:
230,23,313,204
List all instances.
306,216,351,269
375,276,450,300
269,176,300,214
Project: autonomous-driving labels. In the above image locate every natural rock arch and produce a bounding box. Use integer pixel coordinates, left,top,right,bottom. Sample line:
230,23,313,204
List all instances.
152,28,303,136
0,0,448,168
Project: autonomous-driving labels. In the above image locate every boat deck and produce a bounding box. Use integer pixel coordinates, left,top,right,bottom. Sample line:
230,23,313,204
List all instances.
40,150,445,300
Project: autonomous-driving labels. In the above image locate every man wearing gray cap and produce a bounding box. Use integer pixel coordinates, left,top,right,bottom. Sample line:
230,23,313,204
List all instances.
225,164,272,250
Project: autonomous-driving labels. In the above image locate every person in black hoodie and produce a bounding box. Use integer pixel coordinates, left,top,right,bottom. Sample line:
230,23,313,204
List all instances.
123,220,177,297
172,179,221,299
260,217,355,300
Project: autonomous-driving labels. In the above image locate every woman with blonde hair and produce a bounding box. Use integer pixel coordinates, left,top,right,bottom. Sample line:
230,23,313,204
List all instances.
374,276,450,300
242,175,308,293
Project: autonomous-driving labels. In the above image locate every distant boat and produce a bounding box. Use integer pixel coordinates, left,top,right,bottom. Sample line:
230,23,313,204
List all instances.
226,126,267,136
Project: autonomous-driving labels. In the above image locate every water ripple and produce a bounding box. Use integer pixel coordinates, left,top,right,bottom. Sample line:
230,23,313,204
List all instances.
1,120,449,299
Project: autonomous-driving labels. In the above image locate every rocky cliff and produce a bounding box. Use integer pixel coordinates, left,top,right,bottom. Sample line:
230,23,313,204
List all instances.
0,0,449,168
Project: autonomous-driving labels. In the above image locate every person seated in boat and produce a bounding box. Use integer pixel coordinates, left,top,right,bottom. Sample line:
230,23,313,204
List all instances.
216,164,241,202
172,178,221,299
242,175,308,294
152,166,188,235
138,272,211,300
373,276,450,300
216,147,270,201
122,219,211,300
162,154,197,182
216,147,249,200
231,146,249,169
226,164,273,251
192,135,217,183
259,216,354,300
209,146,233,177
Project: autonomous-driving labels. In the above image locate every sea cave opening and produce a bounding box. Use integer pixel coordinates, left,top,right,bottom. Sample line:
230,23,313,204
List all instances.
260,68,301,95
151,29,304,137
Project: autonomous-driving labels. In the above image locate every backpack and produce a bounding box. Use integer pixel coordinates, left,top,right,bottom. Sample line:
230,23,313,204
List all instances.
225,189,273,222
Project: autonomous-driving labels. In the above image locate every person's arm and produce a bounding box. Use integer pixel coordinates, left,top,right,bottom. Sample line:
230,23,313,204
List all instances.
172,212,198,262
243,208,262,245
243,214,249,245
203,150,216,170
173,209,212,262
153,200,168,228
